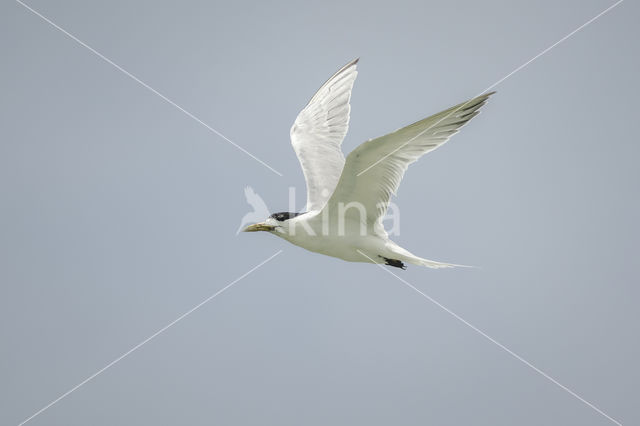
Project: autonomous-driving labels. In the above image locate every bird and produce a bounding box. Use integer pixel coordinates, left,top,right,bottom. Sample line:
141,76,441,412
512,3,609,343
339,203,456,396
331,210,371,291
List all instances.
236,186,270,235
243,58,494,269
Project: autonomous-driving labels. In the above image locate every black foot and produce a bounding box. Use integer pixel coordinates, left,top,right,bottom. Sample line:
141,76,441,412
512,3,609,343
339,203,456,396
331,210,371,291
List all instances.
381,256,407,270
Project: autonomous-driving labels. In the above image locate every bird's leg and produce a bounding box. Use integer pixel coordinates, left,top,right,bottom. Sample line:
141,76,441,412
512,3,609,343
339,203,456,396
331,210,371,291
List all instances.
380,256,407,270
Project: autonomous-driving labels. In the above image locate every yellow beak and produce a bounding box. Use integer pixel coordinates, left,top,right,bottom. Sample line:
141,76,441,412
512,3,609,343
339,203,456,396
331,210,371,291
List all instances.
243,222,276,232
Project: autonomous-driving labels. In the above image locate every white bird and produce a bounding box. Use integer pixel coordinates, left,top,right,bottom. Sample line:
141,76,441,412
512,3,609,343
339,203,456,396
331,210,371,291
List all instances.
244,59,494,269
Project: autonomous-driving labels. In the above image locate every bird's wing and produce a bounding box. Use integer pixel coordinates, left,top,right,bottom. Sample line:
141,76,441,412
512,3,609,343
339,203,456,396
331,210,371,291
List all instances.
290,59,359,212
324,92,494,230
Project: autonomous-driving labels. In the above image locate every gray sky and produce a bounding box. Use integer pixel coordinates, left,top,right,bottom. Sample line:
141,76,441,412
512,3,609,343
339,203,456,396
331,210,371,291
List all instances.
1,0,638,425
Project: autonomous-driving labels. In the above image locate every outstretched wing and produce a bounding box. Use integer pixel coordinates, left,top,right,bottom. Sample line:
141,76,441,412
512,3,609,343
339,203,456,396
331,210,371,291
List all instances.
324,92,495,231
290,59,359,212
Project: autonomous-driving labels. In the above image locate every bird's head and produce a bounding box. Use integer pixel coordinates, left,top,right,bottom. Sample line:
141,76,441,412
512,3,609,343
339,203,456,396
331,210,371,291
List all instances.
242,212,303,234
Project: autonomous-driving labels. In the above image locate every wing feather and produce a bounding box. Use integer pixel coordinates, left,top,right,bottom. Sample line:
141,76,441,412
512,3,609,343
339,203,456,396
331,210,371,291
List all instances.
324,92,495,229
290,59,359,211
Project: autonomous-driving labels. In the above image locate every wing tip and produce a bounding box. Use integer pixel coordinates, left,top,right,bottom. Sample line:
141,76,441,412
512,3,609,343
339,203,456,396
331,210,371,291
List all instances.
475,91,497,103
474,91,497,103
342,57,360,71
459,91,496,113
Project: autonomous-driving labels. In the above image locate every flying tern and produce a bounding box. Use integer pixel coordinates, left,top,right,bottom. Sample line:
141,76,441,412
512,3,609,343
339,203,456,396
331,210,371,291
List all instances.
244,59,494,269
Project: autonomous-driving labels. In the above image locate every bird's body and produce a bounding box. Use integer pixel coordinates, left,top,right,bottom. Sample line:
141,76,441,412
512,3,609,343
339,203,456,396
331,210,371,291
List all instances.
243,59,494,269
270,211,450,269
277,211,389,263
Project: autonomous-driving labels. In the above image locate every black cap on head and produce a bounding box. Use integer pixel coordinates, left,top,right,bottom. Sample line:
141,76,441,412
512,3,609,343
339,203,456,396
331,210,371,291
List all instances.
269,212,303,222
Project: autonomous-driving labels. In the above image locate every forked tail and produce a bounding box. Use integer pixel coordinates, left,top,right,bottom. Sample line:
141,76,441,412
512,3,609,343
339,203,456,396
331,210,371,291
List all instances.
405,256,471,269
387,241,472,269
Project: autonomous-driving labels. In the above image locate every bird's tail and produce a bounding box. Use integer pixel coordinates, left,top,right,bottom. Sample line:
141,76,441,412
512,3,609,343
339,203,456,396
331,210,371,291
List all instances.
387,241,472,269
405,256,472,269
